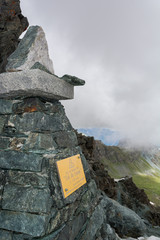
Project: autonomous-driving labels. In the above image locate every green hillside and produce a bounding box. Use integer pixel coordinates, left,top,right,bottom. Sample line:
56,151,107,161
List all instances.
96,145,160,206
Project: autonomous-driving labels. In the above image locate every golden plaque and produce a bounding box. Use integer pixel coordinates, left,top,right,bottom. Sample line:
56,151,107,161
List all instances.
56,154,87,198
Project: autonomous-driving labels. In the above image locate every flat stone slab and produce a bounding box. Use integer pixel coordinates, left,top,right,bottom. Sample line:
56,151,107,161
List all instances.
0,69,74,100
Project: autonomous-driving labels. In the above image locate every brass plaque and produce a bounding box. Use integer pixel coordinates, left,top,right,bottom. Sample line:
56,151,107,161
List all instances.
56,154,87,198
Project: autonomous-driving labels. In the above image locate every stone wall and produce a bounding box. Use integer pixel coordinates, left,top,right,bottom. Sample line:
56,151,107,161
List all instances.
0,97,121,240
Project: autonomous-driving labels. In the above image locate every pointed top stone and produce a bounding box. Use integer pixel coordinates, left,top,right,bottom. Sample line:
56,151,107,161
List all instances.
6,26,54,74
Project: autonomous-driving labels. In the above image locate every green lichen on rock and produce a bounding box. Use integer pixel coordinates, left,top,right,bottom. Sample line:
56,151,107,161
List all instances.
61,74,85,86
31,62,53,75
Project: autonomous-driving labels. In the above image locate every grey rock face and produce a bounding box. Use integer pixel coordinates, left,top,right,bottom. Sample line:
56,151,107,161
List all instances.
104,196,147,238
81,198,107,240
0,69,74,100
0,99,14,114
2,185,52,213
0,210,49,237
0,0,29,73
0,230,12,240
0,115,7,133
8,171,48,188
8,112,64,133
6,26,54,74
0,151,43,171
0,137,10,149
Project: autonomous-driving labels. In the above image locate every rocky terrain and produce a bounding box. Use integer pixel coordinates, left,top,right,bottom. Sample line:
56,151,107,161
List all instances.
76,132,160,228
0,0,29,73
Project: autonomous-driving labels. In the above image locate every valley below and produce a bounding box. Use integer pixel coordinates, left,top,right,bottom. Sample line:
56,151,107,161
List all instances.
78,128,160,206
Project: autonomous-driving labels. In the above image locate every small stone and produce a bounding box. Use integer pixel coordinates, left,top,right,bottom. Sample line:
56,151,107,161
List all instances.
8,171,48,188
61,75,85,86
13,233,32,240
0,99,13,114
6,26,54,74
24,132,56,152
0,170,6,207
57,213,87,240
10,137,26,151
49,211,61,233
80,152,90,173
8,112,64,133
0,230,12,240
88,179,97,198
2,185,52,213
0,137,10,149
0,151,43,171
0,116,7,133
53,131,78,148
13,98,46,114
0,210,49,237
38,225,65,240
80,198,107,240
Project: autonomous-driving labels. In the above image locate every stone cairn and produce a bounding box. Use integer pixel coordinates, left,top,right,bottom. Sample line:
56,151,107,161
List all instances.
0,25,122,240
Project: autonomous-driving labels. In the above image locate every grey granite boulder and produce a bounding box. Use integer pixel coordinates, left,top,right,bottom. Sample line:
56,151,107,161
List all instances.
0,69,73,100
6,26,54,74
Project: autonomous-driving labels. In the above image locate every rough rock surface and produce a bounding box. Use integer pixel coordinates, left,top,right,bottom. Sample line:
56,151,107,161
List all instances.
0,7,160,237
0,69,74,100
116,177,160,226
1,97,159,239
0,97,120,239
0,0,29,73
104,195,147,238
76,131,160,236
6,25,54,73
76,132,117,198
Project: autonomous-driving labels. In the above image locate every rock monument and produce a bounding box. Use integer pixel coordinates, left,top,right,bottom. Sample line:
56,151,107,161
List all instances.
0,21,160,240
0,25,120,240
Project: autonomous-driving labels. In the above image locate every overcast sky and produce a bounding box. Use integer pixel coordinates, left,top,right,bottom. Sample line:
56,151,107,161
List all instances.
21,0,160,146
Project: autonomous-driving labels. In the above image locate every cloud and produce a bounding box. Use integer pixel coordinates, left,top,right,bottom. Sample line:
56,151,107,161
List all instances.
20,0,160,146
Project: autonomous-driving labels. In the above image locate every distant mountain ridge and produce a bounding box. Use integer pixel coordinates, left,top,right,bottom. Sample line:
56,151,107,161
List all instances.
78,128,122,146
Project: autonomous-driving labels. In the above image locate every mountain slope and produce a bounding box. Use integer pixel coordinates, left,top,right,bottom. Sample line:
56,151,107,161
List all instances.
93,141,160,206
76,131,160,230
77,130,160,206
78,128,121,146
